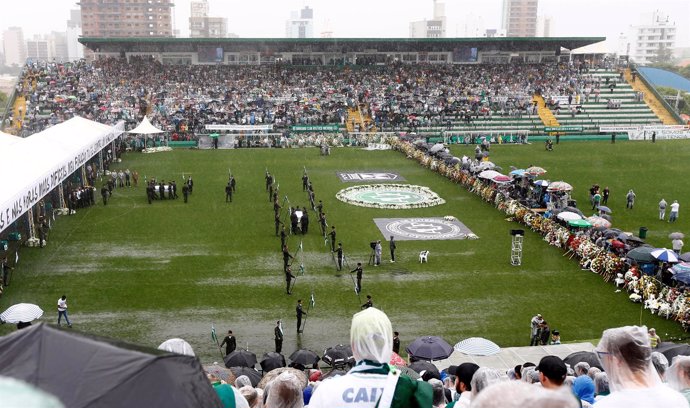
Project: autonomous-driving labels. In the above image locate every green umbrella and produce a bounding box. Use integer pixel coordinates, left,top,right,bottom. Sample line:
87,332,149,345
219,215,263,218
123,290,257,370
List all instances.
568,219,592,228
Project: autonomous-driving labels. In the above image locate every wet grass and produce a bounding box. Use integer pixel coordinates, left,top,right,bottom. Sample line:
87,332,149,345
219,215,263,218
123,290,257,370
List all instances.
2,141,689,362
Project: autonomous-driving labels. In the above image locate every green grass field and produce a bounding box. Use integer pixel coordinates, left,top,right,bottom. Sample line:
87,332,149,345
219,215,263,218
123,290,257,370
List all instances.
2,139,689,362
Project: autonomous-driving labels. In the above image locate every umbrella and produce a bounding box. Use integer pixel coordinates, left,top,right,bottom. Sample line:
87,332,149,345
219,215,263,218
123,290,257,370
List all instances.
586,216,611,229
0,303,43,324
322,344,354,367
429,143,445,154
289,349,320,367
509,169,526,177
260,352,286,372
603,228,623,239
203,363,236,384
657,342,690,362
568,219,592,228
493,175,512,183
651,248,679,263
406,336,454,360
533,180,549,187
158,338,195,356
601,214,613,222
257,367,307,390
680,252,690,262
478,170,501,179
557,211,583,222
389,352,407,366
395,365,421,380
321,369,348,380
626,246,656,263
408,360,441,380
562,206,584,217
672,262,690,275
546,181,573,192
610,240,626,249
597,206,612,214
563,351,603,370
229,367,262,387
625,235,646,245
674,271,690,285
525,166,547,176
224,349,258,368
670,232,685,240
453,337,501,356
477,161,496,171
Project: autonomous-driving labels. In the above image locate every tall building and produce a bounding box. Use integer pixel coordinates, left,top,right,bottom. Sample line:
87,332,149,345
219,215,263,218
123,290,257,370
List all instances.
67,9,85,61
26,36,50,62
409,0,446,39
501,0,538,37
2,27,27,67
286,6,314,39
189,0,227,38
629,10,676,65
79,0,174,38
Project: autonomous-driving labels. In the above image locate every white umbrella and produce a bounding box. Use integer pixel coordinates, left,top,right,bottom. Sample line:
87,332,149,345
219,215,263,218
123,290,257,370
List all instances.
454,337,501,356
586,216,612,229
546,181,573,192
158,338,195,356
0,303,44,324
557,211,583,222
429,143,445,154
478,170,501,179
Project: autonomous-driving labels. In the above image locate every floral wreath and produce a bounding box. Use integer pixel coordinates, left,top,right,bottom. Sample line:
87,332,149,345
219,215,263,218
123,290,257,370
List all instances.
336,183,445,209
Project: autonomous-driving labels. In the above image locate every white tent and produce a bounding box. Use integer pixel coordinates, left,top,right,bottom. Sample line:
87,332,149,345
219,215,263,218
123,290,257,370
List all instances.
0,117,124,233
128,116,164,134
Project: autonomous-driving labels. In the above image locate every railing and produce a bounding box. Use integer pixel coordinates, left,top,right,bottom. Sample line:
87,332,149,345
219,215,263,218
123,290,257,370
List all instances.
634,68,684,125
0,83,18,131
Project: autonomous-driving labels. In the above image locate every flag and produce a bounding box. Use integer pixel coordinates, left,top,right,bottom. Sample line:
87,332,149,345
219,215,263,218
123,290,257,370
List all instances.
15,251,18,265
310,292,316,309
299,240,303,252
211,324,218,344
278,320,284,336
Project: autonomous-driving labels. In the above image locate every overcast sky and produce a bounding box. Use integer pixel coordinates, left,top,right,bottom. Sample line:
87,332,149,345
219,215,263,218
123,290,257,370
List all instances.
1,0,688,51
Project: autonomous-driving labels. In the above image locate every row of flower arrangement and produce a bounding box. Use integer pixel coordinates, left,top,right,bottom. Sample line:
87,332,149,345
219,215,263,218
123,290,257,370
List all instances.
390,138,690,330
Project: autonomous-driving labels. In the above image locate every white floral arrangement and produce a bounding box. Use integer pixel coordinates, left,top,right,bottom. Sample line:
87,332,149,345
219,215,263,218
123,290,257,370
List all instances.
443,215,457,221
336,184,445,209
142,146,173,154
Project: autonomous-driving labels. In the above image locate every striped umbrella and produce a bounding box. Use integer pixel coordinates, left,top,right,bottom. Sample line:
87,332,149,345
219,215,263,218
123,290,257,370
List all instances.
652,248,679,263
525,166,547,176
0,303,43,324
586,216,611,229
671,262,690,275
454,337,501,356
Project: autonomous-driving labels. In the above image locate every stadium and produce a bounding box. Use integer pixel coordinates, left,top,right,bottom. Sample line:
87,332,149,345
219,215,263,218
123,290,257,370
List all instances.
2,30,690,407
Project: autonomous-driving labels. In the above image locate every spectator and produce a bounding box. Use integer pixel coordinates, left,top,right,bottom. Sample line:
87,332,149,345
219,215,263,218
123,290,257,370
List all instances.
649,328,661,348
308,307,432,407
587,367,601,380
428,378,447,408
670,201,681,222
447,363,480,407
574,362,591,377
264,372,303,408
667,356,690,404
572,375,596,407
471,381,579,408
207,372,250,408
626,189,636,209
537,355,568,389
239,385,262,408
470,368,505,398
594,325,688,407
651,352,669,381
594,372,611,402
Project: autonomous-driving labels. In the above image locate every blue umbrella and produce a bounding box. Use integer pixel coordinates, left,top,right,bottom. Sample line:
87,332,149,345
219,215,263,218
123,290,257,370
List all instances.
509,169,526,177
652,248,679,263
534,180,549,187
673,271,690,285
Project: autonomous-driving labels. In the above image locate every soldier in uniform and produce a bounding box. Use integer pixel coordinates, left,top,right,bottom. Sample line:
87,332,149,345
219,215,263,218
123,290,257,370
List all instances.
282,244,294,273
171,181,178,199
268,182,274,202
230,175,236,193
319,212,327,237
159,180,165,200
101,185,109,205
285,265,296,295
302,173,309,191
351,262,363,294
296,299,307,333
265,172,273,191
280,226,287,250
225,182,233,202
329,226,337,252
275,213,284,236
182,183,189,203
316,200,324,215
301,207,309,234
186,176,193,194
274,321,284,353
336,243,344,271
361,295,373,309
220,330,236,356
290,209,299,235
309,190,315,210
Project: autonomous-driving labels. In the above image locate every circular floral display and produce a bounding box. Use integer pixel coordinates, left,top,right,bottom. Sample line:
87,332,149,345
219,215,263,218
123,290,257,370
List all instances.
336,184,445,209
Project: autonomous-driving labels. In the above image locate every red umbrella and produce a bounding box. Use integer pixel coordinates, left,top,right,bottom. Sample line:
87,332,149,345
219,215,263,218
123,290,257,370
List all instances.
611,240,625,249
389,352,407,366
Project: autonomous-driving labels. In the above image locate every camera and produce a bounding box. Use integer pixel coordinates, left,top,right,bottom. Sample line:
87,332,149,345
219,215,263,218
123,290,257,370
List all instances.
370,241,377,249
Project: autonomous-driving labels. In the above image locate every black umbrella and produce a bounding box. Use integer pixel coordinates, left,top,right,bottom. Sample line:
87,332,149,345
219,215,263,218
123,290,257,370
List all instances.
626,246,657,263
395,365,421,380
563,351,603,370
408,360,441,380
322,344,354,368
406,336,454,360
224,349,257,368
229,367,262,387
289,349,320,367
657,342,690,362
260,352,286,373
563,206,584,217
603,228,623,238
680,252,690,262
625,235,646,244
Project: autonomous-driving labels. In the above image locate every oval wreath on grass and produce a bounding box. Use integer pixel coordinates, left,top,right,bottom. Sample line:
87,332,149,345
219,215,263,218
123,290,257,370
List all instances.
336,184,445,209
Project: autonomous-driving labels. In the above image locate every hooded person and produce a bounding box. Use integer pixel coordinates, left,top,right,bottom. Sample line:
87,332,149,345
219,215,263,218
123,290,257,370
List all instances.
471,381,579,408
667,356,690,404
264,371,303,408
594,325,689,408
572,375,596,406
308,307,432,408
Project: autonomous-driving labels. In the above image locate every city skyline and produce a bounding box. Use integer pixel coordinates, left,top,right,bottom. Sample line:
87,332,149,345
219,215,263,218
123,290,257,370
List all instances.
0,0,688,52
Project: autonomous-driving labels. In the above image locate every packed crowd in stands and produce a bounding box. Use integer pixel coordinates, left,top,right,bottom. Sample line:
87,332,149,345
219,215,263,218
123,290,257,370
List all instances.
194,309,690,407
6,58,609,140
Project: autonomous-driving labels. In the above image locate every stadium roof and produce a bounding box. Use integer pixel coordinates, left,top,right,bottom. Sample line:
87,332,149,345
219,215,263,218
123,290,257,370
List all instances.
79,37,605,52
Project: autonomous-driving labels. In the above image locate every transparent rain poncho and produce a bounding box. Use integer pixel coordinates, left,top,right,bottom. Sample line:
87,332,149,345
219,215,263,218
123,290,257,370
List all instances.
595,326,661,392
471,367,506,397
264,372,304,408
350,307,393,364
667,356,690,392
